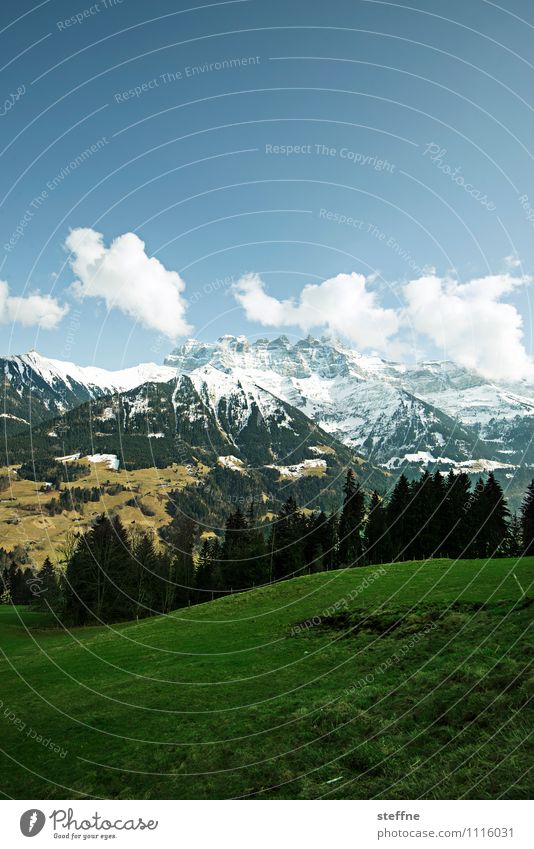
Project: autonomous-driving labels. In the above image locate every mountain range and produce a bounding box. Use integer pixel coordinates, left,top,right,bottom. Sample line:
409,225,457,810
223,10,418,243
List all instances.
165,335,534,471
3,336,534,507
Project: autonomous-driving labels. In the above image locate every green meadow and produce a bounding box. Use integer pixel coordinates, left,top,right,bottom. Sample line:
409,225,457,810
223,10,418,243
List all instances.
0,557,532,800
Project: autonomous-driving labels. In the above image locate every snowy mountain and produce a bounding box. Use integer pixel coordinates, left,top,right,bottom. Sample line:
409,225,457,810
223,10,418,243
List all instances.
4,337,534,479
165,335,534,470
7,363,383,518
18,363,356,470
1,351,176,427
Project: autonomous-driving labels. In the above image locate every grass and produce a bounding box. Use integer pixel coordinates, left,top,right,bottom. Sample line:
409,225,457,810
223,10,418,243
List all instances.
0,556,532,800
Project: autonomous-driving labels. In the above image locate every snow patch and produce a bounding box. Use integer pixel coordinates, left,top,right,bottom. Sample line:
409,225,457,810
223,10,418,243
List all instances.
267,458,327,479
86,453,119,470
218,455,246,472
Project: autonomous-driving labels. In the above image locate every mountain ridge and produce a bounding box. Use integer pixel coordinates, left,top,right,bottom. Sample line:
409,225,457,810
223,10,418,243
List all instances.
4,337,534,474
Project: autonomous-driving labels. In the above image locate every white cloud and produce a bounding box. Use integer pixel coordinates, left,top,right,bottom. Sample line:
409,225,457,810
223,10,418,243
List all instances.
0,280,68,329
504,254,521,270
232,272,399,350
65,228,192,339
403,272,534,381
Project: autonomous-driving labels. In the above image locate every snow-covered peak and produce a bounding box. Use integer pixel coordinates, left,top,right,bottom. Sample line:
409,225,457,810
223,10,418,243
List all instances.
182,363,294,432
5,350,177,395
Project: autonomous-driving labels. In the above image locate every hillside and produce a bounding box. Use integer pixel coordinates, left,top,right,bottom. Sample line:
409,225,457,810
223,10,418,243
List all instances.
2,370,387,553
1,557,532,799
0,350,176,429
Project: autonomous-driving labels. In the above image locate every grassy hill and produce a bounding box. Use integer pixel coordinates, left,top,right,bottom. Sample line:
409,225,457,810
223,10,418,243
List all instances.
0,557,532,800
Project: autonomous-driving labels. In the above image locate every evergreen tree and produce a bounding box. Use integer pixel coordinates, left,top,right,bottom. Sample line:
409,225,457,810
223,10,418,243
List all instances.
405,471,430,560
130,531,159,618
64,514,135,625
308,511,332,572
472,473,510,557
504,513,522,557
243,501,269,587
364,491,388,564
32,557,59,612
386,474,411,560
270,496,306,580
220,507,249,591
168,514,197,607
465,477,487,558
410,470,447,559
7,564,28,605
101,516,136,622
195,537,216,599
443,470,472,557
156,550,177,614
520,479,534,555
338,469,365,566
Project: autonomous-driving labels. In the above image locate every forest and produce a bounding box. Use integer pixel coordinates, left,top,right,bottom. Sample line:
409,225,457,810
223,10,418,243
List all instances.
2,468,534,625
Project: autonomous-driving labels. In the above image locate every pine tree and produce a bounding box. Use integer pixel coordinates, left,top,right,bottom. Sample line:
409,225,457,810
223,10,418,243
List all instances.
168,514,197,607
220,507,249,591
101,516,136,622
324,512,339,570
443,470,472,557
64,514,135,624
7,564,27,605
338,469,365,566
410,470,447,559
364,491,388,565
505,513,522,557
196,537,217,599
131,531,159,618
386,474,411,560
473,473,510,557
406,471,431,560
1,564,11,603
465,477,487,558
520,479,534,555
32,557,59,612
270,496,306,580
308,511,333,572
243,500,269,587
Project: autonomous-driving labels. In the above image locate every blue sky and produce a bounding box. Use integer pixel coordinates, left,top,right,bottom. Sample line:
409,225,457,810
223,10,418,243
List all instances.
1,0,533,377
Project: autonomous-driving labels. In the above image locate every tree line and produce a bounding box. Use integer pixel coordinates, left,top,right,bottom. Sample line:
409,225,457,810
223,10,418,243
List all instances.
2,469,534,625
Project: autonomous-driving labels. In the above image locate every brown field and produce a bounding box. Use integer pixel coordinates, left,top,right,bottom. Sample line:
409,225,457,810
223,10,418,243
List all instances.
0,459,204,567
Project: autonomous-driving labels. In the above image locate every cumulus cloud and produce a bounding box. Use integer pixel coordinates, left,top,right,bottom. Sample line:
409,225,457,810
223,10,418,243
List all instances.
0,280,68,329
232,272,399,350
66,228,192,339
403,272,534,381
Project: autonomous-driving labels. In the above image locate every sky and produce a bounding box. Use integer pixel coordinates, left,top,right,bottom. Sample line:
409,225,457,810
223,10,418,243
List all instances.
1,0,534,379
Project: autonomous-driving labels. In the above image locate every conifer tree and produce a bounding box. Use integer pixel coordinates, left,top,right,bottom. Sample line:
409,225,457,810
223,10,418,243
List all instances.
481,472,510,556
386,474,411,560
102,516,136,622
443,470,472,557
364,491,388,565
505,513,522,557
32,557,59,612
270,496,306,580
338,469,365,566
520,479,534,555
196,538,215,595
169,514,197,607
131,531,159,618
220,507,249,591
